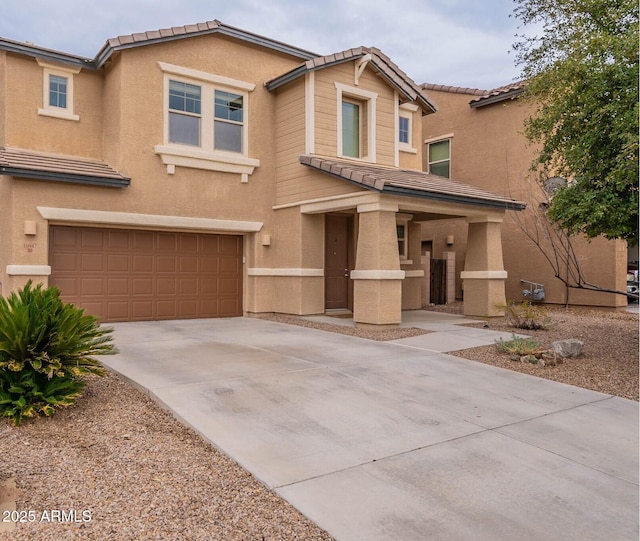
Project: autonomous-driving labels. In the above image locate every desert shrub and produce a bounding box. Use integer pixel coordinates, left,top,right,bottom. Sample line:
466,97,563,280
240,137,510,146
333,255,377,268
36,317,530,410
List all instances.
495,334,545,356
0,281,116,425
503,301,552,330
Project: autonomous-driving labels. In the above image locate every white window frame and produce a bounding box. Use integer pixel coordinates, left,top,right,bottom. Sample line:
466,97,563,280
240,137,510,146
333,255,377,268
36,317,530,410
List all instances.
155,62,260,180
398,102,418,154
335,82,377,162
396,213,413,262
37,59,80,121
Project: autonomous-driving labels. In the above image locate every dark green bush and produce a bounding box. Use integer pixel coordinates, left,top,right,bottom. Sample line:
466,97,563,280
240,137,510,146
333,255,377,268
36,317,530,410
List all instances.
0,281,116,425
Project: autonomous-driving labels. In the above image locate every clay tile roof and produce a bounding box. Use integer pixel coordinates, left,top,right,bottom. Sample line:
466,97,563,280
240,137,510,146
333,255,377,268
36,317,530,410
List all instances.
0,147,130,188
469,81,526,107
268,47,436,115
95,20,316,67
421,83,487,96
299,155,525,210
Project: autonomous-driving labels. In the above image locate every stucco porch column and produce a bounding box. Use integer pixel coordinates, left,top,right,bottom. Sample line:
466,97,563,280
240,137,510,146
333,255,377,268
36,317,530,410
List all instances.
460,215,508,317
351,202,404,327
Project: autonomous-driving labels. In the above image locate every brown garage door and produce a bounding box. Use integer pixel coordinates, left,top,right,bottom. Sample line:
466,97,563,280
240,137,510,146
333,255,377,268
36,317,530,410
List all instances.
49,226,243,322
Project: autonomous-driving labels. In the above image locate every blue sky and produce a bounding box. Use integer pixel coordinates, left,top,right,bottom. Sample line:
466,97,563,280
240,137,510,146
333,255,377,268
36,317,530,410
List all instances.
0,0,525,89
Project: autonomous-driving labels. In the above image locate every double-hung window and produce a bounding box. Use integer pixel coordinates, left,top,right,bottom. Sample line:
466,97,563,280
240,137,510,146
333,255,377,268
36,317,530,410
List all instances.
214,90,243,153
169,80,201,146
427,139,451,178
156,62,259,179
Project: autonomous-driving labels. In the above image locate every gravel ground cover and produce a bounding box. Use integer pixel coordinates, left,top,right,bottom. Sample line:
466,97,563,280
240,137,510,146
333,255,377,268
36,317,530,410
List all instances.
430,302,639,401
2,304,636,540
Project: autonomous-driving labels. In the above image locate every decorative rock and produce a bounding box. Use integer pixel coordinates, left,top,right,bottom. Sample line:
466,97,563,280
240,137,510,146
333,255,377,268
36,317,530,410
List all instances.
509,354,521,362
551,339,584,358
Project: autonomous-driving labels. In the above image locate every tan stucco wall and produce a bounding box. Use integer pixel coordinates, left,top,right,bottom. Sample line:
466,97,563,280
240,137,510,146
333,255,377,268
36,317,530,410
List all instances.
421,88,627,307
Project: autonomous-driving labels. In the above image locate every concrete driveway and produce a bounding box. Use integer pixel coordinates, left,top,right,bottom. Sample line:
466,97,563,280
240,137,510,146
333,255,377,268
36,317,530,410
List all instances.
102,313,639,541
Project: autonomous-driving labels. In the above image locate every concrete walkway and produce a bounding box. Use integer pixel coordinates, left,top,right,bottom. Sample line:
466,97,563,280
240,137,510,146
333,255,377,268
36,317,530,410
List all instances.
102,312,639,541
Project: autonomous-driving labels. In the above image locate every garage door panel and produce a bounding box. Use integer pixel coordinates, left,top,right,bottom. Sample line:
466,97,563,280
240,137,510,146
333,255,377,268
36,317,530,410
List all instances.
80,229,104,248
132,254,154,273
157,256,177,273
107,230,130,249
132,278,153,295
132,301,153,320
107,278,129,296
80,277,105,296
52,252,78,271
157,278,177,295
107,254,129,272
133,232,154,250
81,253,104,272
50,226,242,322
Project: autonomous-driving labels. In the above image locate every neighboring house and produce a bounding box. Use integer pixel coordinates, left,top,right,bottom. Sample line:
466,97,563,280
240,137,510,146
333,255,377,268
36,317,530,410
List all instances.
0,20,525,325
420,82,627,308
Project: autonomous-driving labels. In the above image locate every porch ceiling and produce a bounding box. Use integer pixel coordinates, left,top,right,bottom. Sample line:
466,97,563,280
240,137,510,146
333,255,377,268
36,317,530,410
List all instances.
299,155,526,211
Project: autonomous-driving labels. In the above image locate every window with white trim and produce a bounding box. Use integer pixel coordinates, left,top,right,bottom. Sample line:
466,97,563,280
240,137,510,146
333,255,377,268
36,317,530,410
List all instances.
428,139,451,178
335,82,377,162
398,103,418,153
37,59,80,121
155,62,259,179
396,214,412,262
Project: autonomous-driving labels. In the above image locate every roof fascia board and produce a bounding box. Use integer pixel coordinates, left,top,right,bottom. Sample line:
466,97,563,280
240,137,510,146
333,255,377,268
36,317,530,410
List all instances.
0,167,130,188
382,185,526,210
94,22,317,68
0,38,94,69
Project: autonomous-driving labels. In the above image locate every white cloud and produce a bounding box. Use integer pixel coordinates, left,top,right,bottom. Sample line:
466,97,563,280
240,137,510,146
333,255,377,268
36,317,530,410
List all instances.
0,0,523,89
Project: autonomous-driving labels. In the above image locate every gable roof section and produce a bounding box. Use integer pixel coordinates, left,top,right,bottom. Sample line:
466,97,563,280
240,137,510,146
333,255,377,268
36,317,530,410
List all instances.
299,156,525,210
94,20,317,67
267,47,436,115
0,147,130,188
0,20,317,70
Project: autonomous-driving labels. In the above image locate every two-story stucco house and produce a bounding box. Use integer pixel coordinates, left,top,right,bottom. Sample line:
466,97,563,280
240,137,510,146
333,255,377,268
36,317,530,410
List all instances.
0,20,524,324
420,82,627,308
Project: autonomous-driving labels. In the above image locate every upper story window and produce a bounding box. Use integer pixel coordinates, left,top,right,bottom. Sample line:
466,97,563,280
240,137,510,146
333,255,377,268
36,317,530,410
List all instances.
398,116,409,144
427,138,451,178
342,99,361,158
335,82,377,162
398,103,418,154
37,59,80,121
155,62,259,181
214,90,244,153
169,80,201,146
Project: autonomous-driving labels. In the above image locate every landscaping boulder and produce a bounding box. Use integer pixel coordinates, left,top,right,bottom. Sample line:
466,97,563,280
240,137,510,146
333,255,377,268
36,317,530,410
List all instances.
551,339,584,358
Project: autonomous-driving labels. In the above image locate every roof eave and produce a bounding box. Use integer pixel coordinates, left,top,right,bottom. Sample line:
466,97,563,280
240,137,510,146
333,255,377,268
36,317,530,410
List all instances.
469,87,526,108
0,37,94,69
0,167,130,188
382,186,526,211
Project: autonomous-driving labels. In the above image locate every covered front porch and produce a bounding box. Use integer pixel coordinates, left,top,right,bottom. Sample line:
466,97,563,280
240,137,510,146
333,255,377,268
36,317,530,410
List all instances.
297,156,525,327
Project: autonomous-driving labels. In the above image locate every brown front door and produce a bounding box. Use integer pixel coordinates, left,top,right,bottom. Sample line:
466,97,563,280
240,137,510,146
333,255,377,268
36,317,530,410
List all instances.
325,214,353,310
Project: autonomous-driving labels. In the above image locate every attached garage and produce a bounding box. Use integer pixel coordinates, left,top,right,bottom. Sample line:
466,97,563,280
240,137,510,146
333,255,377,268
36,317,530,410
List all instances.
49,226,243,322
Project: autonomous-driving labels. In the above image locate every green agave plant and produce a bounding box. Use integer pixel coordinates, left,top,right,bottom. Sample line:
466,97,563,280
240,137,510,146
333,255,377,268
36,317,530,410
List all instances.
0,280,117,425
